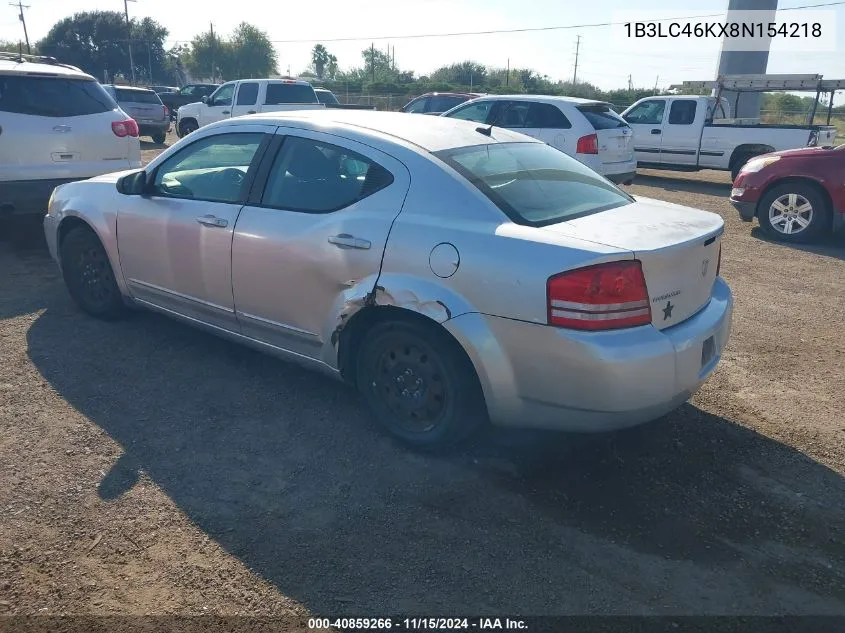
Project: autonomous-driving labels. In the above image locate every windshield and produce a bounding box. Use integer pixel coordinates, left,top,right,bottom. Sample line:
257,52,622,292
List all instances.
578,105,628,130
114,89,161,104
435,142,633,226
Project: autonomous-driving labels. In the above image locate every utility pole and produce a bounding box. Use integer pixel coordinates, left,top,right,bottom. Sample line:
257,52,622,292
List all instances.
209,22,215,82
654,75,659,91
9,1,30,54
506,58,509,86
572,35,580,84
371,42,375,83
628,74,633,91
146,41,152,84
123,0,136,85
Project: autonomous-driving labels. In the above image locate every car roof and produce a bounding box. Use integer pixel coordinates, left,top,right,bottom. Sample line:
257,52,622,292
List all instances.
417,91,483,99
224,109,539,152
107,84,155,92
467,94,612,107
0,55,93,80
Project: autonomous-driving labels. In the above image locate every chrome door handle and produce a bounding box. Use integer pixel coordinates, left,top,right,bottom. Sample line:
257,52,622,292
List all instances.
196,214,228,228
328,234,371,250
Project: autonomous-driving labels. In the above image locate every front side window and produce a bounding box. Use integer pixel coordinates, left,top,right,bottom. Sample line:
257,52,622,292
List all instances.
445,100,494,123
493,102,530,128
0,76,116,117
261,136,393,213
209,83,235,107
435,142,633,226
180,86,196,96
668,100,697,125
236,82,259,106
151,132,264,202
624,99,666,125
404,97,428,113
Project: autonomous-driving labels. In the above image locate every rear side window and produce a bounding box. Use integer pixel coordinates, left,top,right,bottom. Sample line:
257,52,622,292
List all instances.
429,95,467,112
435,142,632,227
236,82,259,106
0,76,116,117
668,100,697,125
526,103,571,129
493,102,530,128
114,89,161,104
265,84,319,105
578,105,628,130
261,136,394,213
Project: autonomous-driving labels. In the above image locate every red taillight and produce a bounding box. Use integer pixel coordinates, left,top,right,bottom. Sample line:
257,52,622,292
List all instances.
716,244,722,277
576,133,598,154
547,261,651,331
111,118,139,138
163,105,169,119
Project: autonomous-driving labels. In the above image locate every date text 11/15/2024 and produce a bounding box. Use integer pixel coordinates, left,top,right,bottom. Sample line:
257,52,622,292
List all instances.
307,617,528,630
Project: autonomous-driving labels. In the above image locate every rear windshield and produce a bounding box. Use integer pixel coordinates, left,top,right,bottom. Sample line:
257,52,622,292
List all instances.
578,105,628,130
114,88,161,104
435,142,633,227
0,76,116,117
265,84,319,105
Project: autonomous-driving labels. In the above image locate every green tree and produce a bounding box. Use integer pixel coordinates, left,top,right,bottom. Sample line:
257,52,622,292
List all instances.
0,40,39,55
37,11,173,83
186,23,275,81
311,44,337,80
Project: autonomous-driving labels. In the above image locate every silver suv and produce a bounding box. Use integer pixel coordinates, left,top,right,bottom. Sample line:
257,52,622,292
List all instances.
0,52,142,217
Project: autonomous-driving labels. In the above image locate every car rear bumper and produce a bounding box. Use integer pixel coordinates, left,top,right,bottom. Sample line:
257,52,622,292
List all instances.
605,170,637,185
444,277,733,432
138,122,170,136
1,178,79,216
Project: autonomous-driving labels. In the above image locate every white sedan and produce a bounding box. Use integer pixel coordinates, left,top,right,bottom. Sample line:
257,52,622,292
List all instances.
44,110,731,450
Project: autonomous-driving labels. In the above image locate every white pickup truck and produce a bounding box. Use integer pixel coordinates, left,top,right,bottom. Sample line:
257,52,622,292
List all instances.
176,78,325,137
621,95,837,179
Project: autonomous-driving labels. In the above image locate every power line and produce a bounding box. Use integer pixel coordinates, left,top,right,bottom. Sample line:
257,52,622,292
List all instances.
9,0,29,54
165,1,844,44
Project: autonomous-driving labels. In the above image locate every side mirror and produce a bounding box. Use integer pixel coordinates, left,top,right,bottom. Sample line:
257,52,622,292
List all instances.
117,170,147,196
202,95,209,104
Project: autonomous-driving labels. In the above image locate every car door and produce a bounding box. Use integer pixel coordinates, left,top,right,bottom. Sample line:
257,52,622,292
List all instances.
231,81,260,118
199,82,236,127
660,99,701,166
116,126,275,330
521,102,572,150
622,98,667,164
231,129,411,361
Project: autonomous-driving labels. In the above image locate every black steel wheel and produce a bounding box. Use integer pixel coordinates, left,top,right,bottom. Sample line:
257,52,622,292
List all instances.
356,320,486,450
178,118,198,137
60,226,127,320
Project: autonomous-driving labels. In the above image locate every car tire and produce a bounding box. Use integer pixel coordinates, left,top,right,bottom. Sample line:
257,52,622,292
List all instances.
356,319,487,451
152,132,166,144
60,226,127,320
757,182,830,244
178,119,198,137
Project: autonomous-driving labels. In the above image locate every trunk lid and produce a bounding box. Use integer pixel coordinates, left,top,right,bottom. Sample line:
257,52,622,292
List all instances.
541,197,723,330
113,88,166,123
577,104,635,165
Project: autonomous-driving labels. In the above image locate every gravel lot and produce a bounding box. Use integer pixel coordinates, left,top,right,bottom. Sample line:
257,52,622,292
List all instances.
1,131,844,623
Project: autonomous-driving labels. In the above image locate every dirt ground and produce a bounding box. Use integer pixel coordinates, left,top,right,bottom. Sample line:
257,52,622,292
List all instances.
1,131,844,625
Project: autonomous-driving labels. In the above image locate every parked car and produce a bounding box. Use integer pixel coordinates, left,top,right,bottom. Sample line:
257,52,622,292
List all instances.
730,144,845,243
0,52,141,217
176,78,325,137
442,95,636,185
314,87,376,110
44,110,732,450
621,94,838,180
158,83,219,120
103,85,170,144
149,85,179,95
402,92,483,116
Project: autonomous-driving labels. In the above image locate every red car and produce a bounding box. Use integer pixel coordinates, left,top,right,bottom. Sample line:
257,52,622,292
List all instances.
730,144,845,243
401,92,484,116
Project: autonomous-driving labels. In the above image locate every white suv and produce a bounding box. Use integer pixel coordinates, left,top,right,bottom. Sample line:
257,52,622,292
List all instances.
0,52,142,216
441,95,636,184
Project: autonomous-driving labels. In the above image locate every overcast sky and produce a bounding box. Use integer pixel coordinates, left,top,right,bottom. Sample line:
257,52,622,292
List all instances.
3,0,844,97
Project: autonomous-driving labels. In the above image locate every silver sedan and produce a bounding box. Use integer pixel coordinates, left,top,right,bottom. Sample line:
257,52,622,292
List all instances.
43,110,733,450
